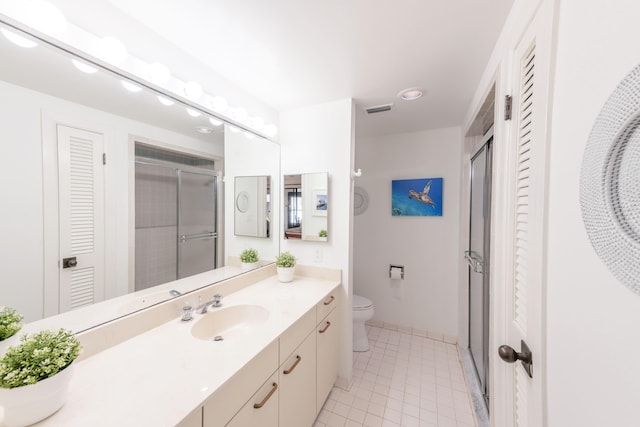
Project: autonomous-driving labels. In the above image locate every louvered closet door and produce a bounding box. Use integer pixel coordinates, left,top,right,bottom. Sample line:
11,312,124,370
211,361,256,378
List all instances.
499,6,552,426
57,125,105,313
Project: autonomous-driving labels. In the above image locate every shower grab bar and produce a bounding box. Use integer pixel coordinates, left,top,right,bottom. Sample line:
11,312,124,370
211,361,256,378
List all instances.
464,250,484,274
180,232,217,243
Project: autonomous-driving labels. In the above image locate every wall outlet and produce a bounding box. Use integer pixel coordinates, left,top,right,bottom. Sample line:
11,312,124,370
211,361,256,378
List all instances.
313,247,323,263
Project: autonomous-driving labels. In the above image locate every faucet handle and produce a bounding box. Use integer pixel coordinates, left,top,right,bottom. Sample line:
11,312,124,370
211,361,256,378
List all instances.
181,305,193,322
212,294,223,307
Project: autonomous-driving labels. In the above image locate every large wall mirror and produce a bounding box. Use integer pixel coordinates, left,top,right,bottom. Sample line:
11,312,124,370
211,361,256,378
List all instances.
284,173,329,242
0,20,280,330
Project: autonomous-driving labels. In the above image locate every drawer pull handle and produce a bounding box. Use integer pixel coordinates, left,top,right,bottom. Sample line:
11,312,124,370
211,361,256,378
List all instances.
319,321,331,333
253,382,278,409
283,355,302,374
323,295,335,305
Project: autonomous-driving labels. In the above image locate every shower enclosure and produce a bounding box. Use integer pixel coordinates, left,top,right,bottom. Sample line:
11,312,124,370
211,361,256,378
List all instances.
134,145,218,291
466,135,493,408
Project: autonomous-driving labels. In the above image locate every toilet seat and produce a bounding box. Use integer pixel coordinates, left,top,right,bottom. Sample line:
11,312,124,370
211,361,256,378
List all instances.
353,295,373,311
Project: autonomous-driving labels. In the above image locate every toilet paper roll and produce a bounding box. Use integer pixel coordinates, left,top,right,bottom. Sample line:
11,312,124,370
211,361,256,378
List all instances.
390,267,403,299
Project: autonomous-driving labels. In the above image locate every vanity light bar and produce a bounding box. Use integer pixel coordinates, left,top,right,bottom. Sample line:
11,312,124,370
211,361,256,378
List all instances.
0,15,278,141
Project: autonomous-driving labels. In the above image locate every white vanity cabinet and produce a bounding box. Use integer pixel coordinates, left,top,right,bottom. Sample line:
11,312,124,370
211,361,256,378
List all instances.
227,372,279,427
316,291,340,413
202,341,278,426
188,285,342,427
279,329,317,426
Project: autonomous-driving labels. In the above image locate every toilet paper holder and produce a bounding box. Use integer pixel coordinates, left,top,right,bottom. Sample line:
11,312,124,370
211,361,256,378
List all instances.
389,265,404,279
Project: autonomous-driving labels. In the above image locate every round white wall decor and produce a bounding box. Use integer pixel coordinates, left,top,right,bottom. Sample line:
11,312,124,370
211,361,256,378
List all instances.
353,186,369,216
580,63,640,294
235,191,249,213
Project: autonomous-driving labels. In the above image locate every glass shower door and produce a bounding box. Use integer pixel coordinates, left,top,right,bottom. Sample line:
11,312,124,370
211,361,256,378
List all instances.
177,170,217,279
467,139,492,408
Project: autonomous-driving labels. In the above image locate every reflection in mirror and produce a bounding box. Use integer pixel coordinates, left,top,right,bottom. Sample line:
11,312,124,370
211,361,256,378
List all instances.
234,176,271,238
284,173,329,242
225,127,280,264
0,21,279,330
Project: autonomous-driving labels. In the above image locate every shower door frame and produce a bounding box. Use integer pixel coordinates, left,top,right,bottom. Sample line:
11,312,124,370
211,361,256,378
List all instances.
132,155,221,292
467,132,493,409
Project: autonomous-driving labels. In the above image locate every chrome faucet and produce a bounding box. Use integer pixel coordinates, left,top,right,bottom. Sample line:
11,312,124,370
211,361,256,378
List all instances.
197,294,223,314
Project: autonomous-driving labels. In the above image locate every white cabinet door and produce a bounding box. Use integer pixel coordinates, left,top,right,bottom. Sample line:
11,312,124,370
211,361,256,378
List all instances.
227,372,279,427
279,331,317,427
176,408,202,427
316,307,340,413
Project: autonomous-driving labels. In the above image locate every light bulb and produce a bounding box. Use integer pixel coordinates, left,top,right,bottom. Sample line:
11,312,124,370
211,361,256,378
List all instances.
232,107,248,123
211,96,228,111
229,126,240,133
97,36,127,65
147,62,170,85
209,118,223,127
250,116,265,130
264,124,278,137
157,96,174,106
186,108,201,118
28,0,67,37
121,81,142,92
71,59,97,74
244,132,255,139
183,81,203,100
1,29,37,48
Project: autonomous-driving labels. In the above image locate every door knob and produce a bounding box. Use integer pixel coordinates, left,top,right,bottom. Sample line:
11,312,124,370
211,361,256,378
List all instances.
498,340,533,378
62,257,77,269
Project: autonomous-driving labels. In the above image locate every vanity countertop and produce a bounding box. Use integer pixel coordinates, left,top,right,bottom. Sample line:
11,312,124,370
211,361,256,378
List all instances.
21,274,340,427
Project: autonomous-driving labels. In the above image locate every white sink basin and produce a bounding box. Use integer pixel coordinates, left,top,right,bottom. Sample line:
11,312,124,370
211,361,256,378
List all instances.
191,304,270,340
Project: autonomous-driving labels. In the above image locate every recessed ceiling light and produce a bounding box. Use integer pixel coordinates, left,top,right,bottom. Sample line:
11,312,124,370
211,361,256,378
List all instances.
157,96,174,106
186,108,201,118
71,59,97,74
196,126,213,134
1,28,38,48
121,80,142,92
398,87,425,101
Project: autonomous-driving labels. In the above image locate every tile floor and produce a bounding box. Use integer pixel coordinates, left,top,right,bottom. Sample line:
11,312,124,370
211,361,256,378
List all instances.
314,326,477,427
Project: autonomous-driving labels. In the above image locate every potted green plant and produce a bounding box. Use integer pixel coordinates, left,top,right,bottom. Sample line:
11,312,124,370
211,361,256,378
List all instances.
0,329,82,427
0,307,23,355
240,248,260,270
318,229,328,238
276,251,296,282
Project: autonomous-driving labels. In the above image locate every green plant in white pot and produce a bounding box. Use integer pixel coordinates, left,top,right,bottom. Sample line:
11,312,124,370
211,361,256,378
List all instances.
0,307,23,350
0,329,82,427
240,248,260,270
276,251,296,283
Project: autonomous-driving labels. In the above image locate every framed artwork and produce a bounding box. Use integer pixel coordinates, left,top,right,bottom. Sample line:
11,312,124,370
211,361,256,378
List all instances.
392,178,443,216
313,190,328,216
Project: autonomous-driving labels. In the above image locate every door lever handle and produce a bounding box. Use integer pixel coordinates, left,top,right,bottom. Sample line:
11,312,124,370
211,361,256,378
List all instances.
498,340,533,378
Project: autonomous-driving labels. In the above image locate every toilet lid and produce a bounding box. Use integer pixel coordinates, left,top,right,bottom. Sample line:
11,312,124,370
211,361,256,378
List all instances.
353,295,373,310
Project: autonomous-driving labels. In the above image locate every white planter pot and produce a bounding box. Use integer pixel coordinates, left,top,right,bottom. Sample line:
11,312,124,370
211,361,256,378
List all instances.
240,261,259,270
277,266,295,283
0,363,75,427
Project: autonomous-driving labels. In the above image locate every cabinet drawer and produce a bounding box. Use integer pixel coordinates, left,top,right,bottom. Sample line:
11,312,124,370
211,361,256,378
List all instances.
279,331,317,427
279,308,315,365
203,340,278,426
316,287,340,323
176,407,202,427
316,306,340,412
226,371,279,427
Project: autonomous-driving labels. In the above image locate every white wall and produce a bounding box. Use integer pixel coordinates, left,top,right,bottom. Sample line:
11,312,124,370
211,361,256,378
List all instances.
280,98,354,388
354,127,462,340
545,1,640,425
0,80,223,322
224,127,280,263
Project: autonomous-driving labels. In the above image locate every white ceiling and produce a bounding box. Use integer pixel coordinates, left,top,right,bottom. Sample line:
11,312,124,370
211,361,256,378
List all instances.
28,0,515,137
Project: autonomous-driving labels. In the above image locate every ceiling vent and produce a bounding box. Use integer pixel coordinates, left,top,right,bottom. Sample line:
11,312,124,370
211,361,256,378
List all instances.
365,104,393,114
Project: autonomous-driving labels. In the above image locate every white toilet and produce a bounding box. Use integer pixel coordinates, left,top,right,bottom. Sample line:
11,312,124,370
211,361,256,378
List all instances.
352,294,374,352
